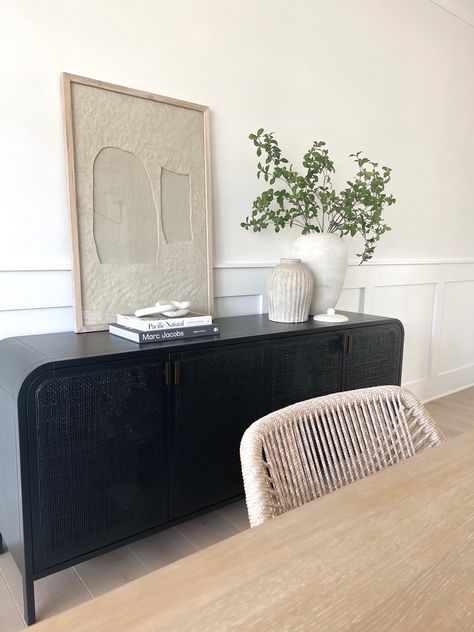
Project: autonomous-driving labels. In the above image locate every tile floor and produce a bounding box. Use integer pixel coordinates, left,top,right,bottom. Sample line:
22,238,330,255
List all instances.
1,386,473,630
0,500,247,629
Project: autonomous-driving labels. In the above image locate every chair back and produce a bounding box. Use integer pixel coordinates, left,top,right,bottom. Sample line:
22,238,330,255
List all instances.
240,386,444,527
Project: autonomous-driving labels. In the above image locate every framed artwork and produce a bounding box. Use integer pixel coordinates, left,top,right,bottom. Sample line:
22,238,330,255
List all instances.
62,73,213,332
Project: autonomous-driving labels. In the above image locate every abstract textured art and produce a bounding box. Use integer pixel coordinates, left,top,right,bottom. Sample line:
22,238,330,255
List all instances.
63,74,213,332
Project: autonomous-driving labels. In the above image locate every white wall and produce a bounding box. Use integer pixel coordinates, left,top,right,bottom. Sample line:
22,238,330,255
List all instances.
0,0,473,400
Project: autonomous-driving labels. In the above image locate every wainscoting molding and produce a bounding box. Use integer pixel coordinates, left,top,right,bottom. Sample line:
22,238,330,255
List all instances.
1,259,473,402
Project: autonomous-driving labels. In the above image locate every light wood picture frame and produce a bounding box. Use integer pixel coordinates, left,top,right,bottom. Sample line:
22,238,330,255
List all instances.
62,73,213,333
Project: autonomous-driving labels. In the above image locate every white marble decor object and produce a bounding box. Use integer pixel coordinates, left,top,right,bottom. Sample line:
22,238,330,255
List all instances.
313,308,349,323
160,309,190,317
266,258,313,323
135,300,191,318
290,233,348,315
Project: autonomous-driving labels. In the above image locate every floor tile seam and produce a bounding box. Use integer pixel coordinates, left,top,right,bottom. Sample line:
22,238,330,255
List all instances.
0,565,25,627
126,545,153,573
216,509,246,533
173,526,203,551
72,566,95,600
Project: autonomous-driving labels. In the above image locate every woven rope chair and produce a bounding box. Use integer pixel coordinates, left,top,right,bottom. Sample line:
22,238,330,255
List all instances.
240,385,444,527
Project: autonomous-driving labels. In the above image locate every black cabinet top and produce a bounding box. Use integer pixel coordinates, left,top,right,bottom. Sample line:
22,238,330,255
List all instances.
0,312,402,398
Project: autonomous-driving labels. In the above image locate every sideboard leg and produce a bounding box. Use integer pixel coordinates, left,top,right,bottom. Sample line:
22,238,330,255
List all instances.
0,532,4,554
23,575,36,626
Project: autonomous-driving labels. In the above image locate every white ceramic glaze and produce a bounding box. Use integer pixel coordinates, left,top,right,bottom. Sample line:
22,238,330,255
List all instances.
134,305,172,317
134,300,191,318
167,300,191,310
160,309,190,317
266,258,313,323
313,308,349,323
289,234,348,315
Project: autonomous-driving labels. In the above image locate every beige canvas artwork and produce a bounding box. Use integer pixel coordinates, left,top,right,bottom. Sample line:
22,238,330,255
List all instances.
63,74,212,332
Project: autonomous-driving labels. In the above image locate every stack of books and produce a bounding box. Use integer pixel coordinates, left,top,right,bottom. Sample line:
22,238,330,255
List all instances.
109,312,219,343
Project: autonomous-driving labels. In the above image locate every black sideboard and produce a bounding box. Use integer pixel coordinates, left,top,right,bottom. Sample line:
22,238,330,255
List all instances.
0,312,403,624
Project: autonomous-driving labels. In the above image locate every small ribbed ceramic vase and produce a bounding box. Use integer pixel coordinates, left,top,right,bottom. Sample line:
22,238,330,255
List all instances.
267,258,313,323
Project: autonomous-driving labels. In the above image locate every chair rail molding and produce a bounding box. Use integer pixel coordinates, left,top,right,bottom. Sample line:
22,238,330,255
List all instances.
1,258,473,402
214,258,474,268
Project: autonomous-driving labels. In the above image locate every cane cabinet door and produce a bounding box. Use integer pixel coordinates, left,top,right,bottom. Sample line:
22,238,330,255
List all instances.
28,358,168,571
343,324,403,390
270,332,344,410
169,343,267,519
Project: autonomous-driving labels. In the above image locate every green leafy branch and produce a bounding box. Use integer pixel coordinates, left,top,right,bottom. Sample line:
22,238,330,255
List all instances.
241,129,396,262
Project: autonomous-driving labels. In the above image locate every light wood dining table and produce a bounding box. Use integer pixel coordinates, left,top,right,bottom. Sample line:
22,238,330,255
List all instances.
32,430,474,631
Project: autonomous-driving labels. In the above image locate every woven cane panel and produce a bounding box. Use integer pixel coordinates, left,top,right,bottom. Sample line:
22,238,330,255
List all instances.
241,386,444,527
170,345,266,518
261,396,429,516
33,364,166,569
271,334,341,410
345,325,402,390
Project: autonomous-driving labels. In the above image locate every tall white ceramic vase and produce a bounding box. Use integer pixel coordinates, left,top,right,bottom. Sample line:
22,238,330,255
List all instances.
289,234,348,315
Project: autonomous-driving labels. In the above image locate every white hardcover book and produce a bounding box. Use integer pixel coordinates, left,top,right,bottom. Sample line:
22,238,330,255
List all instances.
116,312,212,331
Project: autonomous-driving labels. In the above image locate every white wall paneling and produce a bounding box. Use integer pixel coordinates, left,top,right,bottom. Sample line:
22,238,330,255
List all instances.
214,295,263,318
346,261,474,400
2,260,472,402
334,288,365,314
0,268,75,337
0,306,74,339
372,283,436,386
0,270,72,311
348,261,474,400
438,280,474,374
